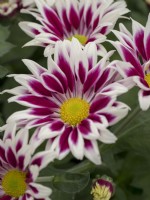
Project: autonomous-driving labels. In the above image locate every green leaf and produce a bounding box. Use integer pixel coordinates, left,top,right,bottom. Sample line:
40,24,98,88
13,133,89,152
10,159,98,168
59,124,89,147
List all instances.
53,172,90,194
0,65,9,79
0,115,4,127
112,187,127,200
0,25,10,41
0,25,14,57
51,189,74,200
0,41,14,58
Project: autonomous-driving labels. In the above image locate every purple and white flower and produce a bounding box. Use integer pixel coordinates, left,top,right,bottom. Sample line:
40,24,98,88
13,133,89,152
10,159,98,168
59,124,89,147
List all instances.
0,0,34,18
19,0,129,56
0,123,56,200
3,39,129,165
110,14,150,110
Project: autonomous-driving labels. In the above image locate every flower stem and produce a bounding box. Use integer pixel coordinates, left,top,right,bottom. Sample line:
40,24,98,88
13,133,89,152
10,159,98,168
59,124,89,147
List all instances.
36,176,54,183
68,160,95,173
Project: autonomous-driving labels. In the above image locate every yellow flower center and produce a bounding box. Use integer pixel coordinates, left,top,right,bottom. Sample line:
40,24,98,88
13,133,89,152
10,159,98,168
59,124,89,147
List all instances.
2,169,27,198
60,98,90,126
91,183,112,200
68,34,88,45
144,73,150,87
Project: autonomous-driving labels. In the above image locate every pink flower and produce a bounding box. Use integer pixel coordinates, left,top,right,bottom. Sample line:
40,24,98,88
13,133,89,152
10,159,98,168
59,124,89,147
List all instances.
0,123,56,200
3,39,129,165
110,14,150,110
19,0,129,55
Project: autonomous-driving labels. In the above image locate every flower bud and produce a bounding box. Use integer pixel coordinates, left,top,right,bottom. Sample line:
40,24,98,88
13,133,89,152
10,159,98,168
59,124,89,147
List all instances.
91,176,114,200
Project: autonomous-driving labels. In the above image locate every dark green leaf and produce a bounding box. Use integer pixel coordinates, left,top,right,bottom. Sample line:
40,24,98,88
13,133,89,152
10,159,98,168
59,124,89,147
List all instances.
0,65,9,79
53,172,90,194
0,25,10,41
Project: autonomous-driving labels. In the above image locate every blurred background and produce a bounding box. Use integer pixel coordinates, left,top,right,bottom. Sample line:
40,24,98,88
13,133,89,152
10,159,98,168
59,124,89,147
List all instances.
0,1,150,200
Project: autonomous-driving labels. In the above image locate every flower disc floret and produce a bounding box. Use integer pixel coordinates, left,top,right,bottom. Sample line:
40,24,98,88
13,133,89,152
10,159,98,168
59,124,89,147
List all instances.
144,73,150,87
2,170,27,198
68,35,88,45
60,98,90,126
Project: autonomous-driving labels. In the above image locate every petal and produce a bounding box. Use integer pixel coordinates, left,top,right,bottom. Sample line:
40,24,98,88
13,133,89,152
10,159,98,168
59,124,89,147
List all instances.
37,121,64,140
68,128,84,160
0,141,7,162
67,0,80,29
6,145,17,167
55,41,75,92
138,89,150,111
41,73,64,93
112,29,134,50
15,129,29,152
22,59,46,78
132,19,146,60
99,129,117,144
116,61,139,78
84,140,101,165
110,41,143,75
100,82,128,97
31,150,56,170
29,182,52,199
3,123,16,141
78,119,99,140
9,95,58,109
57,126,72,160
90,95,113,113
133,76,149,91
27,165,39,182
144,13,150,59
83,65,101,93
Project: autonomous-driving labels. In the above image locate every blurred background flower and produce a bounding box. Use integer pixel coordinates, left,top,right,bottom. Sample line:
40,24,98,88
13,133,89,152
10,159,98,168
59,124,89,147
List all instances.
0,0,34,18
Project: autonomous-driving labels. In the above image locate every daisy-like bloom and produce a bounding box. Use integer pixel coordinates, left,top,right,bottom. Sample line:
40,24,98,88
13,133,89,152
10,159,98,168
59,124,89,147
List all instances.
110,14,150,110
91,176,114,200
3,39,129,165
0,123,56,200
19,0,129,56
0,0,34,18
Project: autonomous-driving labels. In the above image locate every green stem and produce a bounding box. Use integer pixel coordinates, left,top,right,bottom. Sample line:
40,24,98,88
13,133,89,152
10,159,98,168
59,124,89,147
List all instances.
36,176,54,183
68,160,94,173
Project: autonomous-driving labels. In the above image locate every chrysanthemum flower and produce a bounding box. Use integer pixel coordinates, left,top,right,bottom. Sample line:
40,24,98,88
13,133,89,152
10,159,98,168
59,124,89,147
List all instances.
91,176,114,200
3,39,129,165
19,0,129,55
0,0,34,18
110,14,150,110
0,123,56,200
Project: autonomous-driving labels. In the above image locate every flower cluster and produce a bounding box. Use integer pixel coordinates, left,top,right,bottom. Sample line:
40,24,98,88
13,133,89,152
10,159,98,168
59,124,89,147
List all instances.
1,0,150,199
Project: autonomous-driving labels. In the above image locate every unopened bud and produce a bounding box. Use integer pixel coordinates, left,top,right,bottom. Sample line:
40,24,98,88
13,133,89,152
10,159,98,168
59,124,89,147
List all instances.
91,176,114,200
